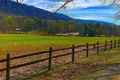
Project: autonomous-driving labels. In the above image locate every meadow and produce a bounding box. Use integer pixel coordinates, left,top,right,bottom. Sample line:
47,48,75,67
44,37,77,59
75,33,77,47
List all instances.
0,34,120,80
0,34,119,55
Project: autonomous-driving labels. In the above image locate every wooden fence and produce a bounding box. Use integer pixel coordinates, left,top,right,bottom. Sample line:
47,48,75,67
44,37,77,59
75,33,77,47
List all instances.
0,39,120,80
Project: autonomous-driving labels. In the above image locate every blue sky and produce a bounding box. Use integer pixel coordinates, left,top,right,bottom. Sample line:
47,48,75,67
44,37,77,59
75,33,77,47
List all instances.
14,0,120,25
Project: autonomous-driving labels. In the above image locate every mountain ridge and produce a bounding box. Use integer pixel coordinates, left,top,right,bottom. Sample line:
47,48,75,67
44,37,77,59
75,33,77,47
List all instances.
0,0,118,26
0,1,72,20
0,1,119,36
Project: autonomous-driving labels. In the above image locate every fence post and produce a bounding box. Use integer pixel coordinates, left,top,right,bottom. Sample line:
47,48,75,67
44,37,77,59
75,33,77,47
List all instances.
6,53,10,80
117,40,119,48
86,43,89,57
93,43,96,49
72,45,75,63
48,47,52,70
110,40,113,49
104,40,107,51
118,39,120,48
96,41,99,55
114,40,117,48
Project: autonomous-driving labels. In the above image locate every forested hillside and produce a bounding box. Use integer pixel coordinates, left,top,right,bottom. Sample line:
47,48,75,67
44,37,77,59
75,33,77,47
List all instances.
0,16,120,36
0,1,119,36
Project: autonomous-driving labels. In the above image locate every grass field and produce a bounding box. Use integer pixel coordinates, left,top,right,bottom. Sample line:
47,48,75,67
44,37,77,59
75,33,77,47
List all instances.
0,34,120,80
0,34,119,55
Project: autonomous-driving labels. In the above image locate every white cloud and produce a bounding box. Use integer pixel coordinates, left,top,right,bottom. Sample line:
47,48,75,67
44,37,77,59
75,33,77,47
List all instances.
15,0,109,11
21,0,64,11
64,0,103,9
13,0,118,11
12,0,120,24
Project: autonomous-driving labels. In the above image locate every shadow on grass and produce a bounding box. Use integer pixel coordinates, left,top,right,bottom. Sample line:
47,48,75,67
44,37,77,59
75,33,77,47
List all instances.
13,62,72,80
11,48,120,80
13,66,49,80
11,62,120,80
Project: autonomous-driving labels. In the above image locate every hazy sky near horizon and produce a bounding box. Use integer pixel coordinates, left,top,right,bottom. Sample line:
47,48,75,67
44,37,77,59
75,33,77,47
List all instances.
14,0,120,25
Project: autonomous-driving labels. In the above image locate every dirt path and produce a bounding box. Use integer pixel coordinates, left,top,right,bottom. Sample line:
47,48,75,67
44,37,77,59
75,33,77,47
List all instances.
94,64,120,80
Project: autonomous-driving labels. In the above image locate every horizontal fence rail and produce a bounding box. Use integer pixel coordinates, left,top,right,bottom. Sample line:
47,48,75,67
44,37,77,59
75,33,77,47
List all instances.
0,39,120,80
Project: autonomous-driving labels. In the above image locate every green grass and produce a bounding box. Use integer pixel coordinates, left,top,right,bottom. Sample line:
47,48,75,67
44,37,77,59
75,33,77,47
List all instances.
0,34,119,80
0,34,119,55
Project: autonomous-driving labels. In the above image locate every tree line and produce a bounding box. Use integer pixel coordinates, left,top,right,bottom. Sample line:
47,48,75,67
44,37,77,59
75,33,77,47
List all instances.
0,16,120,36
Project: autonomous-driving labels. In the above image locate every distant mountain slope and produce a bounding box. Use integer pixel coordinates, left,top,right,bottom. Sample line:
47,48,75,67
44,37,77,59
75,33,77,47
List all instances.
76,19,114,25
0,1,117,25
0,1,118,28
61,5,118,25
80,5,116,10
0,1,72,20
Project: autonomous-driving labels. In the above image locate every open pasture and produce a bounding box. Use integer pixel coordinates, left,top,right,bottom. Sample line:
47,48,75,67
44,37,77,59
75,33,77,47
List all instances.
0,34,120,80
0,34,119,55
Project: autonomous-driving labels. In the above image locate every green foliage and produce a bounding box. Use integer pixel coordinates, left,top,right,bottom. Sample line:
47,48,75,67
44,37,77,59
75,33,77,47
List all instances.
22,18,37,31
0,16,120,36
2,16,16,32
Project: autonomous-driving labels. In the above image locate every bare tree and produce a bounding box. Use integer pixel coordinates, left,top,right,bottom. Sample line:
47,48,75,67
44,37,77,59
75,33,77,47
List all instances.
100,0,120,19
15,0,24,3
55,0,73,13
